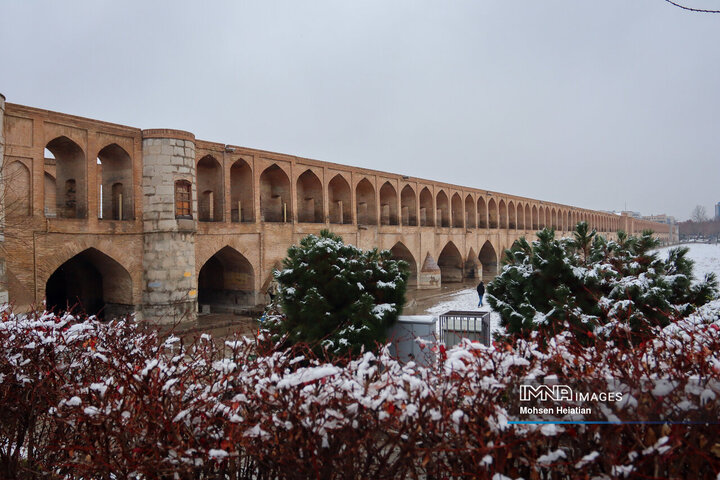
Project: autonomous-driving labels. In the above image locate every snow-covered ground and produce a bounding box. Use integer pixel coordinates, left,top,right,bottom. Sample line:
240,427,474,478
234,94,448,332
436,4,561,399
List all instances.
424,243,720,335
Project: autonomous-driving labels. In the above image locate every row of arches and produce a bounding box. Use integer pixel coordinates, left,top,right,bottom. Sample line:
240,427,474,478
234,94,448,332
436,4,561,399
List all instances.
184,155,619,232
44,240,500,317
4,136,135,220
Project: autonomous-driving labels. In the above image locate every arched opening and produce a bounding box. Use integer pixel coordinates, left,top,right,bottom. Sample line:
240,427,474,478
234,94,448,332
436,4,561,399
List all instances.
97,144,133,220
329,174,352,224
46,136,86,219
465,248,481,279
46,248,133,319
488,198,498,228
465,195,476,228
379,182,398,226
44,173,56,217
436,190,450,228
400,185,417,226
478,197,488,228
5,161,31,217
356,178,377,225
524,204,531,230
499,200,508,229
260,164,291,223
198,246,255,313
197,155,223,222
551,209,558,230
539,207,547,228
437,242,463,283
451,193,463,228
478,241,498,282
390,242,417,286
508,201,516,229
230,159,253,222
297,170,324,223
419,187,434,227
532,205,539,230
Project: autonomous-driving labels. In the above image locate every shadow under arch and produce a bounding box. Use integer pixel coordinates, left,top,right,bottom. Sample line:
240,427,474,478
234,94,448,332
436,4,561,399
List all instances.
389,242,417,286
45,247,133,319
478,240,498,282
198,246,255,313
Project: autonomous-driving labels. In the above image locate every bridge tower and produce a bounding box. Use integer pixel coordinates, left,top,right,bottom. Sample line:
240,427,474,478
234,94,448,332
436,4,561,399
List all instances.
141,129,197,323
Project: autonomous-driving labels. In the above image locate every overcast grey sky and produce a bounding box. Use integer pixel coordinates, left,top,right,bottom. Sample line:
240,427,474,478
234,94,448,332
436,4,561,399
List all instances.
2,0,719,220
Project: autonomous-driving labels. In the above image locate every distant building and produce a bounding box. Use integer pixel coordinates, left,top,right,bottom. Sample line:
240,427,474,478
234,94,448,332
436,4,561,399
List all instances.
716,202,720,220
642,214,676,225
621,211,643,219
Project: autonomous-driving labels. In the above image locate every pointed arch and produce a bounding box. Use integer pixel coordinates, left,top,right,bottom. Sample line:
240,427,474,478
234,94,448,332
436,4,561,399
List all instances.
6,161,31,217
400,185,417,226
532,205,539,230
508,201,516,229
231,158,253,222
297,169,324,223
478,241,498,281
524,204,531,230
419,187,434,226
488,198,498,228
329,174,352,224
45,248,133,319
499,199,508,229
97,143,133,220
390,242,417,286
260,164,291,223
198,246,255,312
437,242,463,283
356,178,377,225
197,155,223,222
46,136,87,218
379,182,398,226
436,190,450,227
465,194,476,228
478,197,488,228
451,193,463,228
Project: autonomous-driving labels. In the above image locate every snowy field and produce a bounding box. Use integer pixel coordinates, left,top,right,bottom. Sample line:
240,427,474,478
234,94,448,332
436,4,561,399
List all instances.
424,242,720,335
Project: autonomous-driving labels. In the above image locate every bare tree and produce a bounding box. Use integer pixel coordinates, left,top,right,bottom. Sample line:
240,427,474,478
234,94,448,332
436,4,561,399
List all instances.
691,205,708,223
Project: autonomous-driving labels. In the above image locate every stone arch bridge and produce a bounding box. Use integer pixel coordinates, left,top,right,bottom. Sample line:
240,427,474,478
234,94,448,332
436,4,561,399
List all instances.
0,97,672,322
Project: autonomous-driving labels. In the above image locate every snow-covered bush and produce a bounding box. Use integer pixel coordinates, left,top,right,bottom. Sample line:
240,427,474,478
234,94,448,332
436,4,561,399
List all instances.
487,222,718,343
268,229,409,357
1,304,719,479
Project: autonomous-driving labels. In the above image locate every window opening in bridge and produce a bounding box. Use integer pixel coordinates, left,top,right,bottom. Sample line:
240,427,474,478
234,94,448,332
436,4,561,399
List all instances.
379,182,398,226
390,242,417,286
98,144,133,220
499,200,508,229
488,198,498,228
297,170,323,223
356,178,377,226
532,205,539,230
46,136,87,219
465,195,476,229
329,174,352,224
198,155,223,222
419,187,434,227
44,173,56,217
478,241,498,282
198,246,255,314
437,242,463,283
525,204,531,230
5,161,31,217
451,193,463,228
260,164,291,223
45,248,133,320
478,197,487,228
175,180,192,218
401,185,417,226
230,159,253,222
436,190,450,228
508,201,516,229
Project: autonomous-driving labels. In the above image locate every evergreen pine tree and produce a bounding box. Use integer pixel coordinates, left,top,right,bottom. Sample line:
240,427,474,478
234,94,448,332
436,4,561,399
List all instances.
267,230,409,358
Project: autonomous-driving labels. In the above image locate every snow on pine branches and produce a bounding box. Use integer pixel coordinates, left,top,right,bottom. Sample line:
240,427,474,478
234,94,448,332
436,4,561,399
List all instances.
1,303,719,479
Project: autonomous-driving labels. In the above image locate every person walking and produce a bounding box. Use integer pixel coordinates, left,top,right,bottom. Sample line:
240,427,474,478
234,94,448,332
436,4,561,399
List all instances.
477,281,485,308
